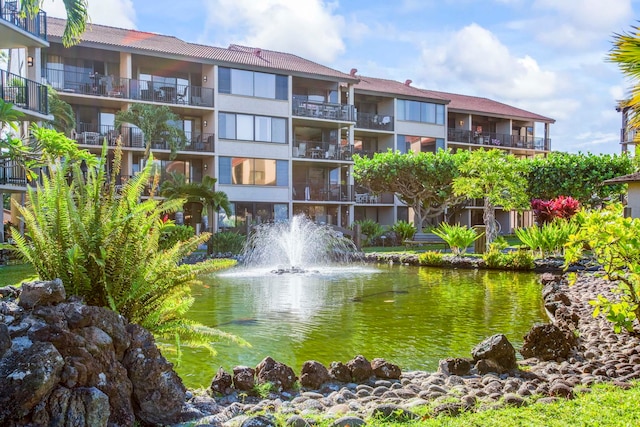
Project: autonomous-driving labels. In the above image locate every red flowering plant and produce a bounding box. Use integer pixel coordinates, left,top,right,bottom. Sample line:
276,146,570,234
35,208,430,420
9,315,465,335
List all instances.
531,196,580,225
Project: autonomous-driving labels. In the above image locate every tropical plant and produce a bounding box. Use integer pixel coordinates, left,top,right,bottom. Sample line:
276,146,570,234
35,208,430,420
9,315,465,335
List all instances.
515,219,579,258
453,149,529,249
21,0,88,47
418,250,444,266
159,223,195,251
47,87,76,135
353,219,385,246
5,135,247,353
610,24,640,149
210,231,245,255
391,220,416,242
525,152,634,207
531,196,580,225
565,205,640,333
115,103,187,159
353,149,470,231
432,223,481,256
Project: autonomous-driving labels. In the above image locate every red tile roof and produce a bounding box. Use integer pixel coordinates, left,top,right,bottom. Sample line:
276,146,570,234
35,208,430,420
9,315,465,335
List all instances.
353,75,449,103
429,90,555,123
46,17,357,82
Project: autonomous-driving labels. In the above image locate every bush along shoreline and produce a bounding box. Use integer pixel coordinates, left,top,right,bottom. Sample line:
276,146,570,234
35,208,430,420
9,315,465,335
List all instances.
2,269,639,426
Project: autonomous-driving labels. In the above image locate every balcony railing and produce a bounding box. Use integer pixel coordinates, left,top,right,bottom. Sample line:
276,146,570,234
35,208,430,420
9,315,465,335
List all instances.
292,181,354,202
74,123,215,152
0,69,48,116
292,95,355,121
0,158,27,187
447,129,551,151
292,140,354,160
44,68,214,107
621,128,637,144
354,191,394,204
355,112,394,131
1,0,47,41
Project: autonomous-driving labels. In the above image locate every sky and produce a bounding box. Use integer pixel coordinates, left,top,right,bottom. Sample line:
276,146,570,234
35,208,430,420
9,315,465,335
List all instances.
43,0,639,154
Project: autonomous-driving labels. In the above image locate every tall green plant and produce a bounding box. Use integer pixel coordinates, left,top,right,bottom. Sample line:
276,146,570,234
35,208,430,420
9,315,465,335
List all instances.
391,220,416,242
565,205,640,333
515,219,578,258
432,223,481,255
353,219,385,246
7,137,247,353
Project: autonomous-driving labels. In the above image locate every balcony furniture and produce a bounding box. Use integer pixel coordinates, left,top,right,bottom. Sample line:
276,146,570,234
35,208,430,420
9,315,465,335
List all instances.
298,143,307,158
81,132,100,145
355,193,368,203
326,145,336,159
310,147,323,159
160,86,176,103
369,194,379,203
176,86,188,104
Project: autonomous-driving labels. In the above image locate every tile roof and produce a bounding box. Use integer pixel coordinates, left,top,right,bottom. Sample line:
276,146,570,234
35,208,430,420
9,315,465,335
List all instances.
429,90,555,123
603,171,640,184
46,17,357,81
353,75,449,103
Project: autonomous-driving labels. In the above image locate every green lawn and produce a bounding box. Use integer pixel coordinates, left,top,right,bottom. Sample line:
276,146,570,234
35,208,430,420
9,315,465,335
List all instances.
0,263,36,287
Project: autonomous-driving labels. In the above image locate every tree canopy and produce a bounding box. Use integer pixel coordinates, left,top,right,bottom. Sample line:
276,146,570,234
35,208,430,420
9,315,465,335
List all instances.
353,149,469,231
454,149,529,246
609,23,640,144
21,0,88,47
525,152,634,206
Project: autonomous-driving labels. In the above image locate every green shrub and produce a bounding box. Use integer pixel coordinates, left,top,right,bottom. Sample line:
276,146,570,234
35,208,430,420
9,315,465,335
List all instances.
353,219,385,246
7,137,247,354
418,251,444,266
391,220,416,242
211,231,245,255
515,219,579,257
483,246,535,270
432,223,481,255
159,224,195,251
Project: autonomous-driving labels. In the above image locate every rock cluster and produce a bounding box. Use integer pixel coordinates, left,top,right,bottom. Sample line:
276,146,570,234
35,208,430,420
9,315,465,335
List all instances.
0,279,191,426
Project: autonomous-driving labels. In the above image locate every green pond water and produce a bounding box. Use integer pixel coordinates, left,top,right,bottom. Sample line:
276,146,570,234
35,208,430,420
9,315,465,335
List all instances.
171,264,547,388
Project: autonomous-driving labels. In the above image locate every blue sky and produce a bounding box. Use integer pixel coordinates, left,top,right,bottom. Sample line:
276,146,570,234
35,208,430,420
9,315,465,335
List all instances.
45,0,638,154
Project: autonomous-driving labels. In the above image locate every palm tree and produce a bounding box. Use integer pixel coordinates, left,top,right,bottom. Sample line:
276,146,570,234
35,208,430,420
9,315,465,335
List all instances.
21,0,88,47
115,103,186,159
47,87,75,135
610,24,640,147
160,172,231,228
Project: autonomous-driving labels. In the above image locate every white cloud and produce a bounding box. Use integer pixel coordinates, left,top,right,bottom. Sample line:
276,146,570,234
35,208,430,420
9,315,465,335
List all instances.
419,24,558,100
202,0,345,63
42,0,136,29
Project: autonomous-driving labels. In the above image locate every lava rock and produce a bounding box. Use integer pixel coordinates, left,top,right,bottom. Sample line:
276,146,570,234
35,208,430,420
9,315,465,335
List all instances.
211,367,233,394
329,361,351,382
346,355,373,382
438,357,472,376
18,279,66,309
520,323,576,361
371,358,401,379
233,366,256,391
300,360,330,389
472,334,518,371
255,356,297,391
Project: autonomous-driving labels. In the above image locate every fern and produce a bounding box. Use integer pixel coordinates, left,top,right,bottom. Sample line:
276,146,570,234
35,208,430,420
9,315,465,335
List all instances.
9,135,248,354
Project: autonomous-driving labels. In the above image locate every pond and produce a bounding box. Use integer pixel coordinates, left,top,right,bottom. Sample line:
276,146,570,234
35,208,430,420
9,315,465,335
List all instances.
171,264,547,388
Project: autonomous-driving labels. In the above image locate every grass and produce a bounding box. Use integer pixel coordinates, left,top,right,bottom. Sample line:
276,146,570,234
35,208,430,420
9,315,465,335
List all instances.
0,263,36,287
363,234,524,254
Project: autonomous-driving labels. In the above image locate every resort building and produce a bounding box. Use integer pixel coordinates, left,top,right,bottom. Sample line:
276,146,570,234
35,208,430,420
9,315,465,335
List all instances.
1,11,555,235
0,0,52,242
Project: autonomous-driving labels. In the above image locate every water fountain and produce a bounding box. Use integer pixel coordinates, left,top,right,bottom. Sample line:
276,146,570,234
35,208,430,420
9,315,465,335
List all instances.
241,215,359,274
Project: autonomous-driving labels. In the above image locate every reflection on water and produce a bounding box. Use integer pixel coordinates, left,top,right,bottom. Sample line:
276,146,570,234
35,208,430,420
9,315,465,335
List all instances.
172,265,547,388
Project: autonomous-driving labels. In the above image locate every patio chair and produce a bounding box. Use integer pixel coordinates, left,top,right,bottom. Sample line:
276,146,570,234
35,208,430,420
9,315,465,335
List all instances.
298,142,307,158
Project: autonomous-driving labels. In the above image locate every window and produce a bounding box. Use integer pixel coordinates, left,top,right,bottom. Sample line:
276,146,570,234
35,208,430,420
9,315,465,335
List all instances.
219,157,288,186
219,112,287,143
218,67,288,100
397,100,445,125
397,135,445,153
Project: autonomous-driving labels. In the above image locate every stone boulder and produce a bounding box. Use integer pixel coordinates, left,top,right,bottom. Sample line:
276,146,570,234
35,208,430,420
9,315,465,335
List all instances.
255,357,297,391
371,358,401,379
0,279,193,427
233,365,256,391
18,279,66,309
346,355,373,382
300,360,330,389
328,361,351,382
211,367,233,394
520,323,576,361
438,357,472,376
471,334,518,372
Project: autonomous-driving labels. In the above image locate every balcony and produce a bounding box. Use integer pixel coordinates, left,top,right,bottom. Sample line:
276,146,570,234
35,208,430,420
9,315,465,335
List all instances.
44,68,214,107
0,0,47,47
292,96,355,121
0,158,27,187
354,191,394,204
292,181,354,202
74,123,215,153
447,129,551,151
292,140,353,160
1,69,49,117
621,128,637,145
355,112,394,131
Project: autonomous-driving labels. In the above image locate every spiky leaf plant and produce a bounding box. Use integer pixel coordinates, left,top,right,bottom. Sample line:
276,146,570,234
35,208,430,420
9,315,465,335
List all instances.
9,137,247,354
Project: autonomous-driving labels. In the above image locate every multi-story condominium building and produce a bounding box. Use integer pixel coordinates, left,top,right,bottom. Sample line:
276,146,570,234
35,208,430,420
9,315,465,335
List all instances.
0,0,51,242
3,14,554,235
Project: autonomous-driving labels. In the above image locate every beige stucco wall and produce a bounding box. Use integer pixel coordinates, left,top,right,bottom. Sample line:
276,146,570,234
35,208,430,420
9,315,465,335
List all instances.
628,182,640,218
